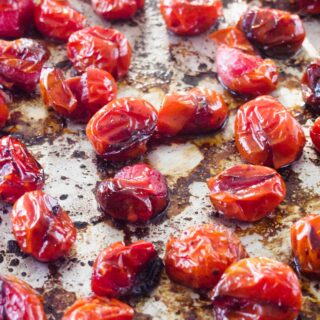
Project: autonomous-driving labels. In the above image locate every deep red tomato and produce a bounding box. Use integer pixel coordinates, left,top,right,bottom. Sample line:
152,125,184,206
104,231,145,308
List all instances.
216,45,278,97
160,0,222,36
165,224,247,290
157,87,228,136
0,274,46,320
34,0,87,42
298,0,320,14
67,26,131,79
86,98,158,161
235,95,306,169
207,164,286,222
62,296,134,320
0,90,9,129
310,117,320,152
91,241,162,297
211,257,302,320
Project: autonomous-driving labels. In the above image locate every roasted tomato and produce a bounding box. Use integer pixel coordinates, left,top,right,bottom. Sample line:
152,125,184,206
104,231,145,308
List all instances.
0,274,46,320
159,0,222,36
0,91,9,129
92,0,144,20
34,0,87,42
207,164,286,222
298,0,320,14
237,8,305,57
157,87,228,136
310,117,320,152
165,224,248,290
235,95,306,169
91,241,163,297
216,45,278,97
0,136,44,203
211,257,302,320
0,0,34,39
86,98,158,161
62,296,134,320
67,26,131,79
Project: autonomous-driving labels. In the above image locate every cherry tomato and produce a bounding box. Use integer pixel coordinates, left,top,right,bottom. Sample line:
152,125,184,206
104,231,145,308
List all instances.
91,241,162,297
235,96,306,169
67,26,131,79
216,45,278,97
310,117,320,152
211,257,302,320
160,0,222,36
34,0,87,42
92,0,144,20
0,90,9,129
207,164,286,222
298,0,320,14
0,274,46,320
62,296,134,320
157,87,228,136
86,98,158,161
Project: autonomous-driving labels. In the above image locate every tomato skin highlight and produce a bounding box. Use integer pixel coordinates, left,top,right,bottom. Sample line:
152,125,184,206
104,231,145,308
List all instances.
310,117,320,152
165,224,248,290
298,0,320,14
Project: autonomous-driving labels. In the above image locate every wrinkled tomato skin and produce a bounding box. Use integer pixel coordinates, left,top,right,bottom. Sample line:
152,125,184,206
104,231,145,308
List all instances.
216,45,278,97
235,95,306,169
211,257,302,320
86,98,158,162
11,190,76,262
298,0,320,14
67,26,131,79
310,117,320,152
160,0,222,36
62,296,134,320
0,91,9,129
96,164,168,223
34,0,87,42
0,275,46,320
157,87,228,136
0,136,45,204
207,164,286,222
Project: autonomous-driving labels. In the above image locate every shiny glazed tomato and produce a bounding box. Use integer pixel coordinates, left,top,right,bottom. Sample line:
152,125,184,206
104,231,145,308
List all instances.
160,0,223,36
298,0,320,14
301,60,320,109
165,224,248,289
157,87,228,136
11,190,76,262
34,0,87,42
86,98,158,161
0,91,9,129
67,26,131,79
0,274,46,320
310,117,320,152
91,241,162,297
216,45,278,97
211,257,302,320
62,296,134,320
235,95,306,169
207,164,286,222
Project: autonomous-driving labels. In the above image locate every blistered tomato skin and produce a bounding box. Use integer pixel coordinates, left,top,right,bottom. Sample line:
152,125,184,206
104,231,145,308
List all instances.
211,257,302,320
0,275,46,320
91,241,163,298
160,0,222,36
67,26,131,79
310,118,320,152
302,60,320,110
207,164,286,222
298,0,320,14
165,224,248,290
235,95,306,169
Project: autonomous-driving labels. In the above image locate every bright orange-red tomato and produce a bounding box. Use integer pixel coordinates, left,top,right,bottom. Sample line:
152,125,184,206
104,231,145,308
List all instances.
310,117,320,152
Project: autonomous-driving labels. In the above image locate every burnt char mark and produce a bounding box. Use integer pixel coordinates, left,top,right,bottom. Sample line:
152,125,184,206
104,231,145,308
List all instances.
6,240,27,258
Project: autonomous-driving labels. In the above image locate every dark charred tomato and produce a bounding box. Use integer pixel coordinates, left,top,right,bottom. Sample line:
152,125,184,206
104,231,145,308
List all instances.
96,164,168,223
159,0,222,36
211,257,302,320
92,0,144,20
10,190,76,262
235,96,306,169
298,0,320,14
216,45,278,97
0,0,34,39
207,164,286,222
34,0,87,42
86,98,158,161
91,241,163,297
165,224,247,290
0,136,44,204
237,8,305,57
67,26,131,79
0,91,9,129
62,296,134,320
157,87,228,136
310,117,320,152
0,274,46,320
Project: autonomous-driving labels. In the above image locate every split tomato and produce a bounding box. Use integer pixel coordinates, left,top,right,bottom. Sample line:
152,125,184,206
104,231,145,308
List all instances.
310,117,320,152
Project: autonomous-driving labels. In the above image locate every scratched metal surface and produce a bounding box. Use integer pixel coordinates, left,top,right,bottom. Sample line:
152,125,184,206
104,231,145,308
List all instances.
0,0,319,319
